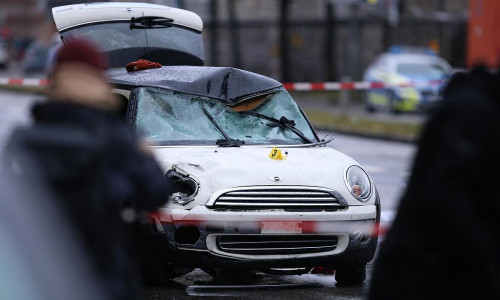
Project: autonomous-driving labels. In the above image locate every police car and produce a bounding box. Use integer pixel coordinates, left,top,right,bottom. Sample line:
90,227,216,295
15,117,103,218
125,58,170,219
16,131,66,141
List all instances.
363,46,452,113
52,2,380,285
0,37,8,69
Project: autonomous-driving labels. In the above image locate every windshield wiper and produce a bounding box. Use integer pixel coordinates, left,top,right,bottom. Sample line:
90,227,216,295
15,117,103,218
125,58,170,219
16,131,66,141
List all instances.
240,111,313,144
130,16,174,29
200,104,245,147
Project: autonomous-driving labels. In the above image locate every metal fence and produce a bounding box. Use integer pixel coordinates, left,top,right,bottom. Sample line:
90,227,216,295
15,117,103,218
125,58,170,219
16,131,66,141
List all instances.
202,2,467,83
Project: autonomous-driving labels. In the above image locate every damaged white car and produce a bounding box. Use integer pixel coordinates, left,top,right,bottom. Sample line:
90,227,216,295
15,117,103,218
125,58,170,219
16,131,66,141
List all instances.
52,2,380,285
116,67,380,285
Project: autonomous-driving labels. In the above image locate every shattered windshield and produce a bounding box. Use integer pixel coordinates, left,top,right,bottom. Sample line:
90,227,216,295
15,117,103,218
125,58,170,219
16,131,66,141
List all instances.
134,87,317,146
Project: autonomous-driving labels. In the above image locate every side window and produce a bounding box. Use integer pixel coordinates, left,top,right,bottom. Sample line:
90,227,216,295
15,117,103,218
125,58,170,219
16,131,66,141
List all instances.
111,88,132,120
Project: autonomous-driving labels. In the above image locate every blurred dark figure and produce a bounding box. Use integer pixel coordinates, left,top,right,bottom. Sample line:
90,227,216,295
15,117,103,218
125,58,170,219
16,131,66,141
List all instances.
3,39,170,300
0,162,108,300
367,66,500,299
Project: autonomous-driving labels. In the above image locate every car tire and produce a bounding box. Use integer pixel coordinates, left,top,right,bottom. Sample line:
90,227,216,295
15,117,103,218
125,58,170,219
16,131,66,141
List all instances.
364,92,376,113
141,254,170,286
388,91,401,114
139,231,193,285
214,268,259,284
335,264,366,285
142,254,194,286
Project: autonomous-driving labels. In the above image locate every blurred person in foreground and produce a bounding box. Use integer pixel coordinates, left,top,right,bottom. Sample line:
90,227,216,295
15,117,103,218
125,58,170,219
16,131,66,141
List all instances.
3,38,171,300
0,161,108,300
367,66,500,300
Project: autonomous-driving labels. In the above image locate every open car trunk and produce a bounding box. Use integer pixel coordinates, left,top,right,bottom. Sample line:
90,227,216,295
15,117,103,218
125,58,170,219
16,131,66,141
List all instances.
52,3,205,67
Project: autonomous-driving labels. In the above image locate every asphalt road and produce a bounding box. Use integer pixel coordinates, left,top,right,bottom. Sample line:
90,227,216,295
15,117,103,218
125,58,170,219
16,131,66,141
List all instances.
0,90,416,300
142,269,368,300
0,90,38,153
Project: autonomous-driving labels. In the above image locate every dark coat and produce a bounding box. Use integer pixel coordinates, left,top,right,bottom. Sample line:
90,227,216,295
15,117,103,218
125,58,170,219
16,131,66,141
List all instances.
4,101,171,300
368,67,500,300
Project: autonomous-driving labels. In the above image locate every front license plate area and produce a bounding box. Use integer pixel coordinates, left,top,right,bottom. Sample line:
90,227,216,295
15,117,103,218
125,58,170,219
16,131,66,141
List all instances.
261,221,302,234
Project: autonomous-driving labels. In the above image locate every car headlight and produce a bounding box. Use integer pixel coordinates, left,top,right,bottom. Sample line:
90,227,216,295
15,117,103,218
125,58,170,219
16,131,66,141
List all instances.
166,167,200,205
395,87,420,100
345,166,371,202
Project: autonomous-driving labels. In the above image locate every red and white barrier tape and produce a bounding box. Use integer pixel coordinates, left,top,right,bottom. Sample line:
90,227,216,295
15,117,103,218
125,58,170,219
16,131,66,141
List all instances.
0,77,444,91
151,210,393,239
283,79,445,91
0,78,49,87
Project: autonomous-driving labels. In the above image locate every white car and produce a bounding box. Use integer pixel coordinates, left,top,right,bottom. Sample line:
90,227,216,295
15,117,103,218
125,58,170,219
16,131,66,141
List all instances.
363,46,452,113
0,38,8,69
52,2,380,285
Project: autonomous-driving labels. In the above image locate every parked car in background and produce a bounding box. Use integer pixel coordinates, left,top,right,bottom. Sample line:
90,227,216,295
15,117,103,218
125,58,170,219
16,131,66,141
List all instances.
52,2,380,285
363,46,453,113
22,40,49,74
0,38,8,69
46,33,63,73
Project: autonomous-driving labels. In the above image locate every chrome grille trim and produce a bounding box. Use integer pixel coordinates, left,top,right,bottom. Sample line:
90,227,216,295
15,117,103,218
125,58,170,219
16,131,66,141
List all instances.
206,186,347,211
214,202,344,207
217,196,337,201
224,191,329,196
216,234,339,255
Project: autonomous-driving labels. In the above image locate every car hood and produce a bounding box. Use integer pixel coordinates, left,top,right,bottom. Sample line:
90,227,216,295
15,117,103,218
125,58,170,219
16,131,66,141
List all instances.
152,145,372,208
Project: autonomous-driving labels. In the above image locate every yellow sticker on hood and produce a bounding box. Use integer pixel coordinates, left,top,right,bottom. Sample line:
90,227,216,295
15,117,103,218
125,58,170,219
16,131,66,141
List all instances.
269,147,286,160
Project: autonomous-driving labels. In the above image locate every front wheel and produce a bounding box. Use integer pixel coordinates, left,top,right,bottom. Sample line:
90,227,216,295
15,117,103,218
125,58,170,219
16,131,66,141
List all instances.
364,92,376,113
335,264,367,285
388,91,401,114
139,232,193,285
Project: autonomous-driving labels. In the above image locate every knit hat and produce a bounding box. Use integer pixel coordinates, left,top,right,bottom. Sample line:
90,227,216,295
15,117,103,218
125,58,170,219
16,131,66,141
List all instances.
54,38,108,72
48,38,120,111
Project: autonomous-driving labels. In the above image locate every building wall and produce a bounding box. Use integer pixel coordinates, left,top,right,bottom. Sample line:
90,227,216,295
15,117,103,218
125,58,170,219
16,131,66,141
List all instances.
0,0,44,37
467,0,500,68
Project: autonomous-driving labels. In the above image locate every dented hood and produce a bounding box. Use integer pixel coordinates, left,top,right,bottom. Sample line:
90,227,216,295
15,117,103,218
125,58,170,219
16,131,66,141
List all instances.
152,146,370,207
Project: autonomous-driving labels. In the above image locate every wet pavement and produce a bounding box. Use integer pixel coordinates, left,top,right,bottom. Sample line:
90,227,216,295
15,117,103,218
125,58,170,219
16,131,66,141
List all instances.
142,268,370,300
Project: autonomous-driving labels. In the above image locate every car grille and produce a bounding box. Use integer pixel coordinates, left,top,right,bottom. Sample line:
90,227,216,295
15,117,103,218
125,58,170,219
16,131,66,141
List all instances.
216,234,339,255
208,186,347,211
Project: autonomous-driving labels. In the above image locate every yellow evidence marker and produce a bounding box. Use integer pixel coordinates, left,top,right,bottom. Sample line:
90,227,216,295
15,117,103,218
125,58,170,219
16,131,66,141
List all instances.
269,147,286,160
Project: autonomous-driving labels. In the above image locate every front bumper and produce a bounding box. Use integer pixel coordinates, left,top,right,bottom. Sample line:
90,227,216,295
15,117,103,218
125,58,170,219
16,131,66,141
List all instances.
161,237,378,270
153,205,379,269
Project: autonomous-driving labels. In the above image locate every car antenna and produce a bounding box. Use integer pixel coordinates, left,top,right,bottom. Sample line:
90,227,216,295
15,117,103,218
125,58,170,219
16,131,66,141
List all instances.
142,13,151,61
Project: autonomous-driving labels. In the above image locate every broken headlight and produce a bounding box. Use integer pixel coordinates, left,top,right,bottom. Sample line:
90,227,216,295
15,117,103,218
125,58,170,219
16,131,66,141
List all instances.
166,167,200,205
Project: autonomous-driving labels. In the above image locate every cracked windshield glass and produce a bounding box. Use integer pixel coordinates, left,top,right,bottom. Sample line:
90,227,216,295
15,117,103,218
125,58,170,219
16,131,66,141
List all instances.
135,87,316,145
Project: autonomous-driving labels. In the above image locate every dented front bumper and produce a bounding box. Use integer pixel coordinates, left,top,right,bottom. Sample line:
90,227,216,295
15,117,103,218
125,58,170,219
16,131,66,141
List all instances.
151,204,379,270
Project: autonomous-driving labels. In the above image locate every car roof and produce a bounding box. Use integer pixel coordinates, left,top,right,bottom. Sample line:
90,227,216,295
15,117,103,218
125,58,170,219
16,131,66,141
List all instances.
375,53,451,69
108,66,283,105
389,53,446,62
52,2,203,32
